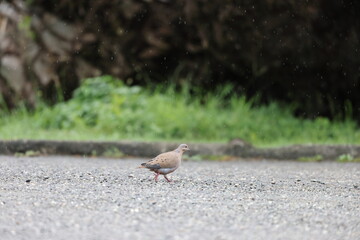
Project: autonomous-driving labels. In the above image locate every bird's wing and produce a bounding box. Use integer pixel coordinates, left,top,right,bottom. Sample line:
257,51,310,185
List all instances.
143,152,180,169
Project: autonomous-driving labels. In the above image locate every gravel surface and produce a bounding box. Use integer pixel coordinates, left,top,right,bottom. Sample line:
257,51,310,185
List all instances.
0,155,359,240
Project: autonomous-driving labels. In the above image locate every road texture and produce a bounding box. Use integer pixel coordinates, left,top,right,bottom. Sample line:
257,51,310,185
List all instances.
0,156,359,240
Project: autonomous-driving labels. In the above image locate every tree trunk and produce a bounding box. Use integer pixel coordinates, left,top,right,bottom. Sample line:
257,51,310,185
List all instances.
0,1,100,109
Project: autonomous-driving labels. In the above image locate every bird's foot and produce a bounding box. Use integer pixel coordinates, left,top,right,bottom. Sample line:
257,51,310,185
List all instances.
154,173,160,182
164,175,172,182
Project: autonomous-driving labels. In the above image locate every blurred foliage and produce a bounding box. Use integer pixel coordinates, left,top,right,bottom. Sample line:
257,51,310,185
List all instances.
1,0,359,123
40,76,142,129
0,76,359,146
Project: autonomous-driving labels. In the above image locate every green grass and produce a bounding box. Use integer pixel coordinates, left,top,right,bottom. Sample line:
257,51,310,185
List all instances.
0,76,359,147
297,155,324,162
184,154,236,161
336,154,360,163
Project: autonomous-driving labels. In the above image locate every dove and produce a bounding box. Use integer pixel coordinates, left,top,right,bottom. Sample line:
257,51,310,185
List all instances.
139,144,190,182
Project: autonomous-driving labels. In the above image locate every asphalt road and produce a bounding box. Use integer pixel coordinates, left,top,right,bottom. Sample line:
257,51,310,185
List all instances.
0,156,359,240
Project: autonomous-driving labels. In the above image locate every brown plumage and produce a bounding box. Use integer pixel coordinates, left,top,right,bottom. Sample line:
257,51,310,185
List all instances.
139,144,190,182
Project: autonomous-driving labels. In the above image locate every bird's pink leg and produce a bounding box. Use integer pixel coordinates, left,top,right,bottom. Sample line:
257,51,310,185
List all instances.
164,175,172,182
154,173,160,182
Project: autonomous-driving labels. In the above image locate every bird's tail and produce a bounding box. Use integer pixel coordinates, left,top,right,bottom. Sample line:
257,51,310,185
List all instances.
137,163,146,168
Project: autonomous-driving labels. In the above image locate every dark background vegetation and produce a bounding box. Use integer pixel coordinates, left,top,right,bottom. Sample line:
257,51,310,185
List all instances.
0,0,359,122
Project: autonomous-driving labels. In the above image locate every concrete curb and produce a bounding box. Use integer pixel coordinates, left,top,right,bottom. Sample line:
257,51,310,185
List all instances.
0,140,360,160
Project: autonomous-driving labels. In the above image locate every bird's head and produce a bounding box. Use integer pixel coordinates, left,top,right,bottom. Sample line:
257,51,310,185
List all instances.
177,144,190,152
